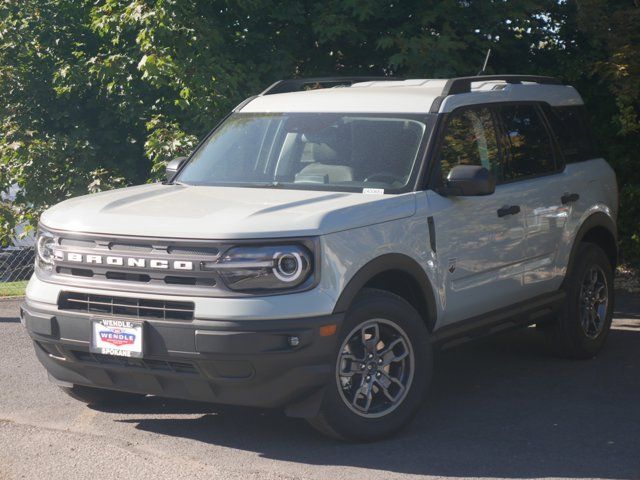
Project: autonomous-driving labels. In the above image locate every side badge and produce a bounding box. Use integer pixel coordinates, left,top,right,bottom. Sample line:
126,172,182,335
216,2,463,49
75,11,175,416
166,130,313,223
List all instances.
448,258,457,274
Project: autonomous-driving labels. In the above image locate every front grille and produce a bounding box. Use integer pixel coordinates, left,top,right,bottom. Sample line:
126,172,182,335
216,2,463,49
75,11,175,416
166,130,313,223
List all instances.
59,238,96,248
57,267,94,278
108,242,153,253
51,232,224,293
105,271,151,283
58,292,194,321
70,350,198,374
168,246,220,257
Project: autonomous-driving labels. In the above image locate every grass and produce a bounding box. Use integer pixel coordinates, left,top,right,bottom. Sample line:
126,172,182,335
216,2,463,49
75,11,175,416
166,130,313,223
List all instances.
0,280,28,297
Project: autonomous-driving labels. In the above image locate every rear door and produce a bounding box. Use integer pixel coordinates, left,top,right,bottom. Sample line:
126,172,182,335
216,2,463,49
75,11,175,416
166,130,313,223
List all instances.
427,106,528,327
495,103,572,296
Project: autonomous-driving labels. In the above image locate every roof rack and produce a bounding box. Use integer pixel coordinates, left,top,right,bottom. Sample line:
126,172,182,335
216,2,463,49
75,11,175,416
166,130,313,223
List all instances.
442,75,562,96
427,75,563,113
261,76,399,95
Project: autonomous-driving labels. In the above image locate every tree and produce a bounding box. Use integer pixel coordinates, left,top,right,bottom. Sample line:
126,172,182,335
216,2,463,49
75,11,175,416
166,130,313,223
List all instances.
1,0,638,266
571,0,640,263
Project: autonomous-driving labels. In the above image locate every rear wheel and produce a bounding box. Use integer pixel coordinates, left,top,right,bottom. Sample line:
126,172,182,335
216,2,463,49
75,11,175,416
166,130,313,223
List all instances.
59,384,145,405
544,243,614,359
308,288,432,441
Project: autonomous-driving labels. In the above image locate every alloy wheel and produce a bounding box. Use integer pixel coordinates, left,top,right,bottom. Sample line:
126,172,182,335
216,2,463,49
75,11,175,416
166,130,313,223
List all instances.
579,265,609,339
335,319,414,418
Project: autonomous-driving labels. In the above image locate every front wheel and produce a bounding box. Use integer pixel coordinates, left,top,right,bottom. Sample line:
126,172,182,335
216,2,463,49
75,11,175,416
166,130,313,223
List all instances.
308,289,432,441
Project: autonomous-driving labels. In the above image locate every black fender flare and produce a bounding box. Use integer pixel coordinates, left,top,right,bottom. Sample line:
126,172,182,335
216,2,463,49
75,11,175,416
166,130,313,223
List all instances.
331,253,438,330
565,212,618,278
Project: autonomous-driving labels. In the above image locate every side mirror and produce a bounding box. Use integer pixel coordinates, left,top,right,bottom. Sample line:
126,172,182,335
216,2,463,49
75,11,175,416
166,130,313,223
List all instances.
440,165,496,196
165,156,188,182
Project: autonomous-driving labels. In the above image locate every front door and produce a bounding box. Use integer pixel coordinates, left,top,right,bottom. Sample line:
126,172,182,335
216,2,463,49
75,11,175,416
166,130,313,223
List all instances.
427,106,528,327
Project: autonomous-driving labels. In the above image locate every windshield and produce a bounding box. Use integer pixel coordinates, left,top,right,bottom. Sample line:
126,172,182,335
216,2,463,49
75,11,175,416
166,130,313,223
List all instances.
176,113,428,193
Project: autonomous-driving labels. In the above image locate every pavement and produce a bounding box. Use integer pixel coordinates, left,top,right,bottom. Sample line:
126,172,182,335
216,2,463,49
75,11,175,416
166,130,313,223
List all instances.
1,294,639,480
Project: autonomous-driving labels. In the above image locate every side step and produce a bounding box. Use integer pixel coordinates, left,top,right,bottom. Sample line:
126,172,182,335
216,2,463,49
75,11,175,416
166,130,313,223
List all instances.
432,291,566,349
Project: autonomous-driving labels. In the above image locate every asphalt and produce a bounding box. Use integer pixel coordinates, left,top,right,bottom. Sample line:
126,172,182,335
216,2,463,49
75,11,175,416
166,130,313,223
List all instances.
1,294,639,480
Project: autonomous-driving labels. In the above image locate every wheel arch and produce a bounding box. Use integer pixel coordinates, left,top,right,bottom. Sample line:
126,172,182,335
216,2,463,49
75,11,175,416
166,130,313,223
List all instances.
566,212,618,278
332,253,438,332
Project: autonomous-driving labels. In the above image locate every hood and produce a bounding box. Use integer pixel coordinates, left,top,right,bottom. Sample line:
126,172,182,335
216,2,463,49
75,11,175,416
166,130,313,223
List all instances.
40,184,416,239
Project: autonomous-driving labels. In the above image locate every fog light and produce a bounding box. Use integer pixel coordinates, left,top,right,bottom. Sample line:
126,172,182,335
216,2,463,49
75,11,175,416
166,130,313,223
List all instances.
288,336,300,347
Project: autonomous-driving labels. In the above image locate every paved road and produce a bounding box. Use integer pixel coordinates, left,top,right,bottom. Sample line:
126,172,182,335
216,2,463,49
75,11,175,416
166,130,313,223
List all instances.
1,295,639,480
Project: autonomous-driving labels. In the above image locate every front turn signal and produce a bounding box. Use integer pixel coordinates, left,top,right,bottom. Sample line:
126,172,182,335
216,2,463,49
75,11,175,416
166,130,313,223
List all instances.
319,324,338,337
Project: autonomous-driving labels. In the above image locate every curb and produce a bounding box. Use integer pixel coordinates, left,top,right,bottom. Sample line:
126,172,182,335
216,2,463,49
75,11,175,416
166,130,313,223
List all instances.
0,296,24,302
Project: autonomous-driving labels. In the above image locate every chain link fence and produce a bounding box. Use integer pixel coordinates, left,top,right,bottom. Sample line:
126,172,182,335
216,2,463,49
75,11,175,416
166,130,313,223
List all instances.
0,238,35,297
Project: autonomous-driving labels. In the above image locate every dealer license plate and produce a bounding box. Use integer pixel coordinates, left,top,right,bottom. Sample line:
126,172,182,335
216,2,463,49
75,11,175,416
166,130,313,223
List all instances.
91,318,143,358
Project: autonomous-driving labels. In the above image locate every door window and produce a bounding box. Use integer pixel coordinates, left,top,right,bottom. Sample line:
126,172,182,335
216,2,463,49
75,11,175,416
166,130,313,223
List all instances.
498,104,557,180
439,107,500,182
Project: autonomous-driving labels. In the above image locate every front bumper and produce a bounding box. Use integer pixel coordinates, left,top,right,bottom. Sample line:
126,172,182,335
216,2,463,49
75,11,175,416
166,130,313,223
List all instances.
21,300,343,415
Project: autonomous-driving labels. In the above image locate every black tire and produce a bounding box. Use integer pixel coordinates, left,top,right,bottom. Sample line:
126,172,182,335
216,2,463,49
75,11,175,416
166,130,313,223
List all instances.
59,384,146,405
307,288,432,442
544,243,614,359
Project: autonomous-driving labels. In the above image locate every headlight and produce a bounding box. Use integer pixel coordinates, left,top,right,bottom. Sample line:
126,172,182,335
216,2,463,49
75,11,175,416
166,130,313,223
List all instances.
36,228,56,272
204,244,313,292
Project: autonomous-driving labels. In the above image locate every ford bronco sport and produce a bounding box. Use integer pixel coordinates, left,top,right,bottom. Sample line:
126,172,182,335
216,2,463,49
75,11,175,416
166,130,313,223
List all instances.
22,75,618,441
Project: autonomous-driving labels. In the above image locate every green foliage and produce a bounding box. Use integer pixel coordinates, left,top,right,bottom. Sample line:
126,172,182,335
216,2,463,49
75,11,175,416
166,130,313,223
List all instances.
145,115,198,181
0,0,139,241
563,1,640,264
0,280,28,297
0,0,638,264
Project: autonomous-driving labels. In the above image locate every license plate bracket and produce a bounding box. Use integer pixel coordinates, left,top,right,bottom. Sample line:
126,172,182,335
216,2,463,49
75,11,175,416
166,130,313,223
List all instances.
91,318,144,358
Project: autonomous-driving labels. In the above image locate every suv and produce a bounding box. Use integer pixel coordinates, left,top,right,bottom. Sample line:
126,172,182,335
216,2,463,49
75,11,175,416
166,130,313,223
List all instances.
21,75,618,441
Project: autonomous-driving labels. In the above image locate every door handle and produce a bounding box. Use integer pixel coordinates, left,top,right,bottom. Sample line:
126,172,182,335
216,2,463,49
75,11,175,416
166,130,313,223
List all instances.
561,193,580,204
497,205,521,218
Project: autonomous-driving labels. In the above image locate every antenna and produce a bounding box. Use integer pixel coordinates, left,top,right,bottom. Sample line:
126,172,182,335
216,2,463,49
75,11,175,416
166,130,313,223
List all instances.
477,49,491,76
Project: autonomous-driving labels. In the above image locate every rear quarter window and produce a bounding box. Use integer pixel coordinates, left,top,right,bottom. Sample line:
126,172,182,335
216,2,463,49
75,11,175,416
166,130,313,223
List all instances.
545,105,598,163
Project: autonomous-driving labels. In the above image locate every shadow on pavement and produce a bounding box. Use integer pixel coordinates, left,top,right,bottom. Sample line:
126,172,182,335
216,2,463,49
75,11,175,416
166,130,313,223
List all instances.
0,316,20,323
0,299,21,323
615,290,640,320
107,321,640,479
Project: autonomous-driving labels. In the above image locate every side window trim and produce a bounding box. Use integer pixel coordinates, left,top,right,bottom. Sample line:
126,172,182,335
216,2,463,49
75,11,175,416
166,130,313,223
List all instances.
423,112,450,191
413,113,441,192
490,106,508,184
535,102,566,172
423,101,572,191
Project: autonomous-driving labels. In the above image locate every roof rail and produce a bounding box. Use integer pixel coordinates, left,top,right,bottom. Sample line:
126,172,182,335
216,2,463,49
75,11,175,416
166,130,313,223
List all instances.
442,75,562,96
261,76,399,95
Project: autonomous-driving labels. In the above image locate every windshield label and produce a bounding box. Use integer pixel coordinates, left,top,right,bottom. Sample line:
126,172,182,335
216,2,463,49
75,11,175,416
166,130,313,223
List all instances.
363,188,385,195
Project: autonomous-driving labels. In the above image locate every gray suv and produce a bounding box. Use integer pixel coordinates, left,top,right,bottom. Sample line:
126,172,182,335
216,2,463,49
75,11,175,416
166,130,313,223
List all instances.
22,75,618,440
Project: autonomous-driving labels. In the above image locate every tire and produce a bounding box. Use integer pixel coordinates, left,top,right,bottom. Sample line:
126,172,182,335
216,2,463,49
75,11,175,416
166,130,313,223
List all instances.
59,384,146,405
544,242,614,359
307,288,432,442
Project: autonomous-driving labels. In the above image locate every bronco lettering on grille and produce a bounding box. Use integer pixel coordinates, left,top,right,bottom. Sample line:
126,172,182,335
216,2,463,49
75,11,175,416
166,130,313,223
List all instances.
54,251,194,270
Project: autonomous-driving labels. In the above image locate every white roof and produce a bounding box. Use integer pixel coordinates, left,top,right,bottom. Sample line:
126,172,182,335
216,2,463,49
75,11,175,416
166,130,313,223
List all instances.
238,78,584,114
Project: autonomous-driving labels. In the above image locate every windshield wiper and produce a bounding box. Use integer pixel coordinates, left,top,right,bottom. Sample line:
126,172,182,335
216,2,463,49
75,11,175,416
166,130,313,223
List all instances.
236,181,285,189
167,181,286,188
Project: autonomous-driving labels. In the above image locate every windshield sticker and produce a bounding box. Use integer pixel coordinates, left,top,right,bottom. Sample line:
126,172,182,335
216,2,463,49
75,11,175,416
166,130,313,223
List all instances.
363,188,385,195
